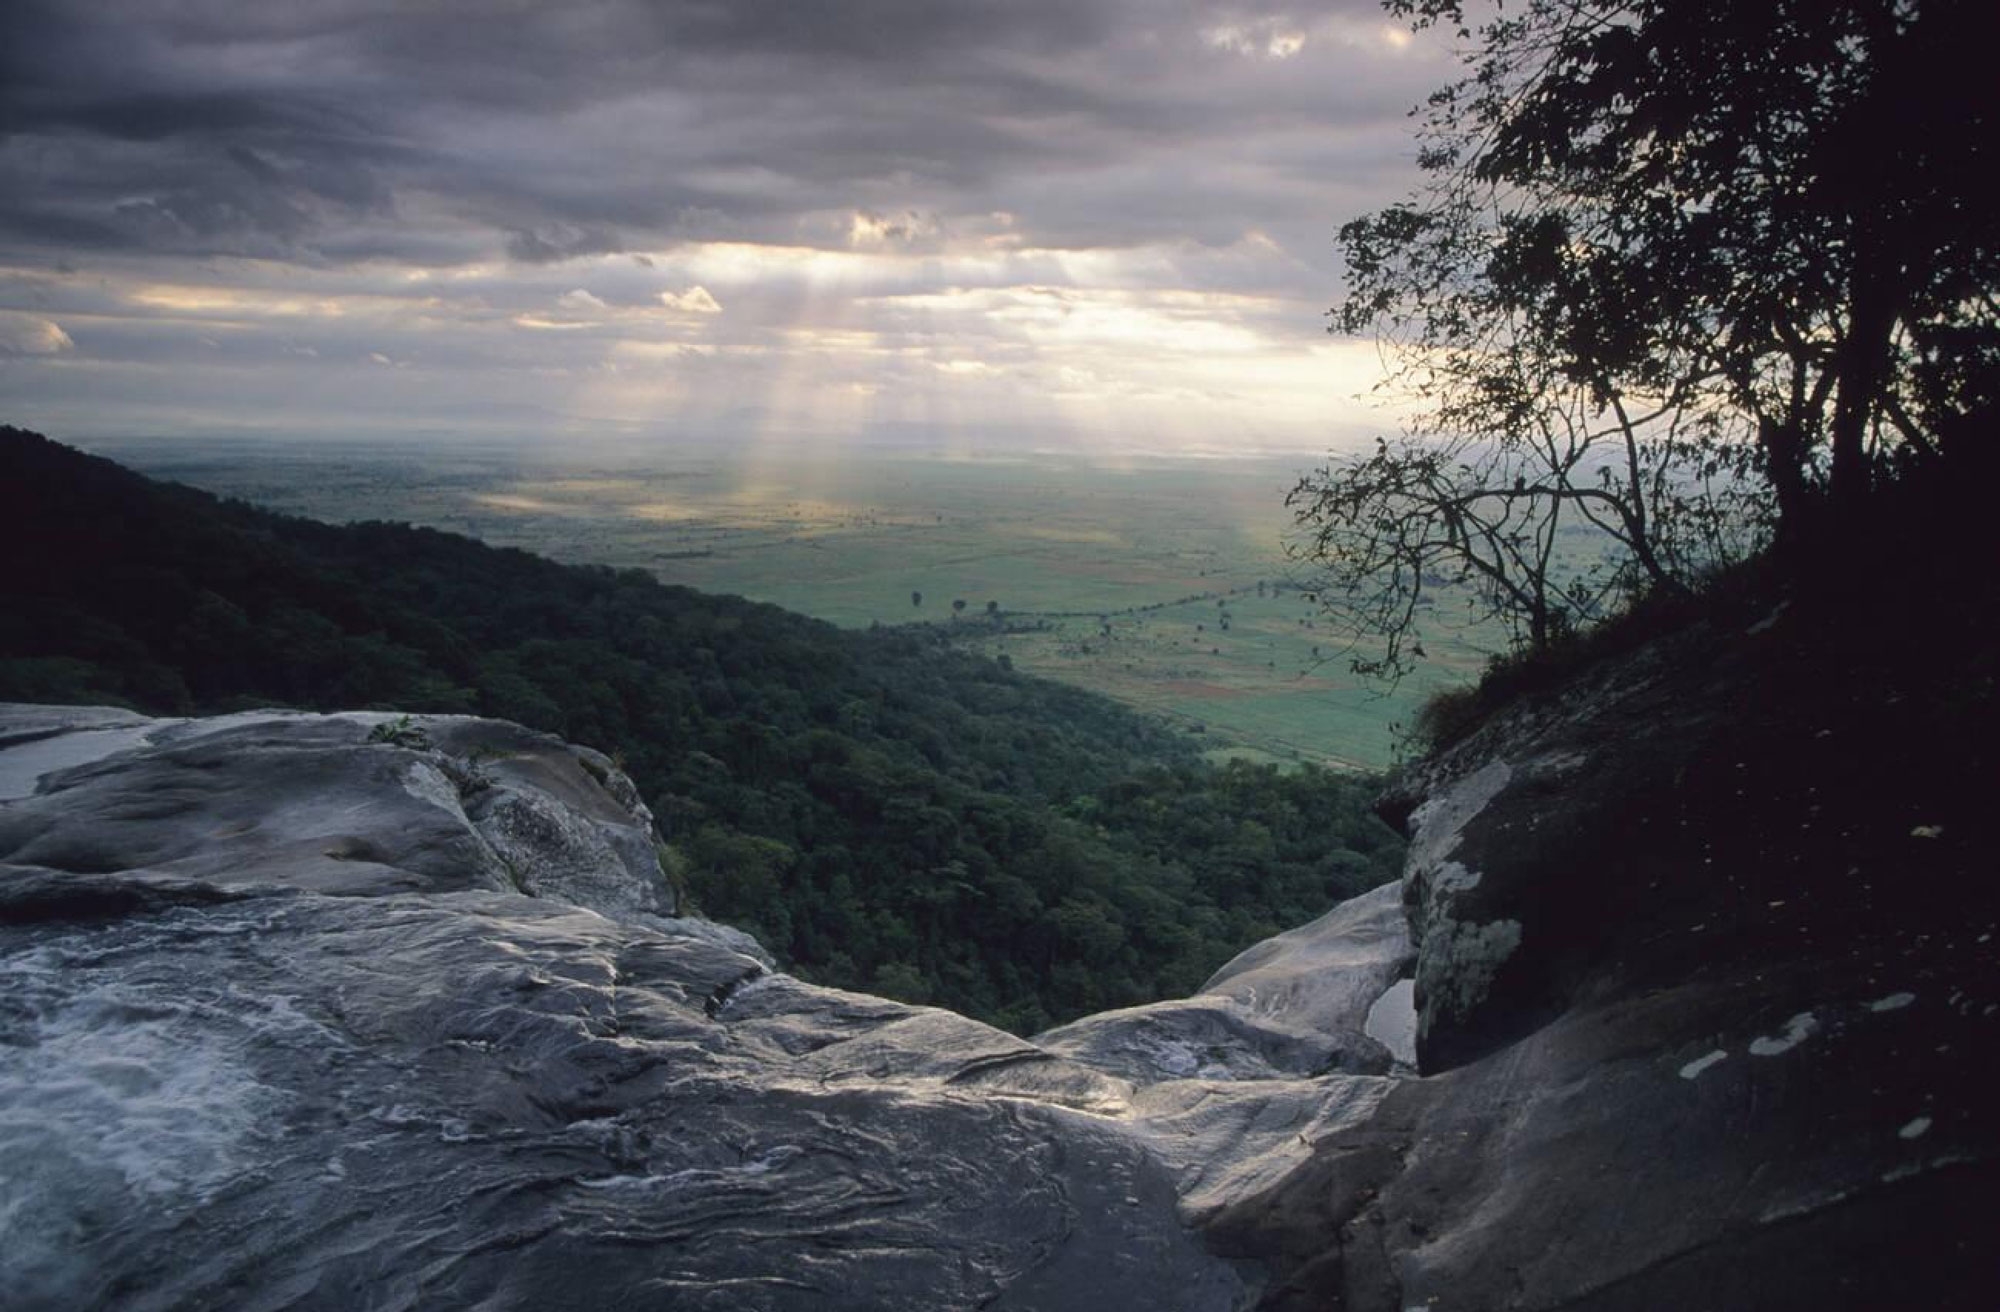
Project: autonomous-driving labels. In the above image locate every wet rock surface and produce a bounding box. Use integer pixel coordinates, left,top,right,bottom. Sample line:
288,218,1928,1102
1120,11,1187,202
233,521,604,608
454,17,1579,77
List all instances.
0,705,1407,1311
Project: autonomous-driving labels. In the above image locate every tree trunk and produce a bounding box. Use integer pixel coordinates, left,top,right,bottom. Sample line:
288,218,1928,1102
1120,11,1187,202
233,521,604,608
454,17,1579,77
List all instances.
1828,238,1897,524
1758,413,1814,549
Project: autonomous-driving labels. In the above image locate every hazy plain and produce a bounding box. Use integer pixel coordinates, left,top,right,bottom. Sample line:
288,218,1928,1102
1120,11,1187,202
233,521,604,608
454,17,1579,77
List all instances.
97,436,1494,769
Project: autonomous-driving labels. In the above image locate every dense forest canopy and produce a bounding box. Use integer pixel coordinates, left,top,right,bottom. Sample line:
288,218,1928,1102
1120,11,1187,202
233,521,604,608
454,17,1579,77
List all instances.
1295,0,2000,679
0,427,1403,1033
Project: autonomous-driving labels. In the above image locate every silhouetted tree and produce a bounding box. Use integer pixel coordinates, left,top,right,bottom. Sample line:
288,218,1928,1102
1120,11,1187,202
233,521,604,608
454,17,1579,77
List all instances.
1293,0,2000,678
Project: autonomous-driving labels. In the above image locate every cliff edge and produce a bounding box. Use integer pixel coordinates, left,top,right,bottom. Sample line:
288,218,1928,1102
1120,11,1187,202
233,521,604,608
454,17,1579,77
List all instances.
0,705,1406,1310
1207,576,1997,1308
3,550,1993,1310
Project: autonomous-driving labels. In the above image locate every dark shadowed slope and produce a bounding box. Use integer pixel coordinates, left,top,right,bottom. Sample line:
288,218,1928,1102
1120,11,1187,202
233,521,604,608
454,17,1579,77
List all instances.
1207,504,2000,1309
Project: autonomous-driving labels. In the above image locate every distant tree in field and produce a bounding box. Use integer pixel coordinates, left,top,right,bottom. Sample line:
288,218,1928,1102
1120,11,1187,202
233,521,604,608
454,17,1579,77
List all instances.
1293,0,2000,680
952,599,967,618
985,600,999,617
911,591,922,608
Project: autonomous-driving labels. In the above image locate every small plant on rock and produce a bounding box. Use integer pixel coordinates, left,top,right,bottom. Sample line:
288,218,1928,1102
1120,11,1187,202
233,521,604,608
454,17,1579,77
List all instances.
365,714,431,750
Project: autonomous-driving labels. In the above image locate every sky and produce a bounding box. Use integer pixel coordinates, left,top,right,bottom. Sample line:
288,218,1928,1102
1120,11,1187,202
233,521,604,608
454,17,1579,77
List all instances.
0,0,1450,458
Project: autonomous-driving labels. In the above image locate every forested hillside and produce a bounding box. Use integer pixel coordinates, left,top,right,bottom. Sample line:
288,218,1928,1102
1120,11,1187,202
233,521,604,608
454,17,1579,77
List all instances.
0,427,1402,1031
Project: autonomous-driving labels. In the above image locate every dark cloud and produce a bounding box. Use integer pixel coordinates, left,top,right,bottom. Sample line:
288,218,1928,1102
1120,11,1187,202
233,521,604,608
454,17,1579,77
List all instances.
0,0,1445,448
0,0,1434,266
504,223,625,264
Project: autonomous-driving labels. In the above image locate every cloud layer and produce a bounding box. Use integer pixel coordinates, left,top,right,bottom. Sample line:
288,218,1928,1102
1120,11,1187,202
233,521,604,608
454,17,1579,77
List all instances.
0,0,1447,451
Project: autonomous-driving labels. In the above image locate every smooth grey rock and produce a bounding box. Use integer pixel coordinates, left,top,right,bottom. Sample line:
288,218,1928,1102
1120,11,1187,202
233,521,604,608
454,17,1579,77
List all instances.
1200,881,1413,1036
0,708,674,913
0,887,1243,1312
1036,883,1414,1087
1361,979,1416,1068
635,910,777,968
0,703,155,748
0,703,162,801
1130,1074,1395,1220
1036,994,1393,1083
4,706,1435,1310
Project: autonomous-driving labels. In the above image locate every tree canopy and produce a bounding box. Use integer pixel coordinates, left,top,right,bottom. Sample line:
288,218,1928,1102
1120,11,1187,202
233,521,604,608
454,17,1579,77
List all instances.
1295,0,2000,678
0,427,1403,1033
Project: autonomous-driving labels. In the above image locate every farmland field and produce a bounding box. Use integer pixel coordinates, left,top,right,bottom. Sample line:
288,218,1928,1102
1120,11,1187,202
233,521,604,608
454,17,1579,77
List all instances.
96,436,1495,769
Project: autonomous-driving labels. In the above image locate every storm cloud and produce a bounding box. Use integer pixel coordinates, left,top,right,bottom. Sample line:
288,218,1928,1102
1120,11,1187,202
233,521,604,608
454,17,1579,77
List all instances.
0,0,1447,450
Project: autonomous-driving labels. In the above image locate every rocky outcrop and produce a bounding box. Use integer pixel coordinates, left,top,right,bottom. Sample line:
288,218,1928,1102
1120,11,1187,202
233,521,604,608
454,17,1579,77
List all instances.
1205,604,1998,1309
0,705,1410,1311
0,709,682,915
1036,885,1411,1084
9,596,1992,1312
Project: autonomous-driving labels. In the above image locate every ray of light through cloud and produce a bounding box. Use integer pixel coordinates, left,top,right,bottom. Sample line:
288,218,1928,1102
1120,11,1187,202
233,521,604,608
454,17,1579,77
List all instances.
0,0,1450,458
